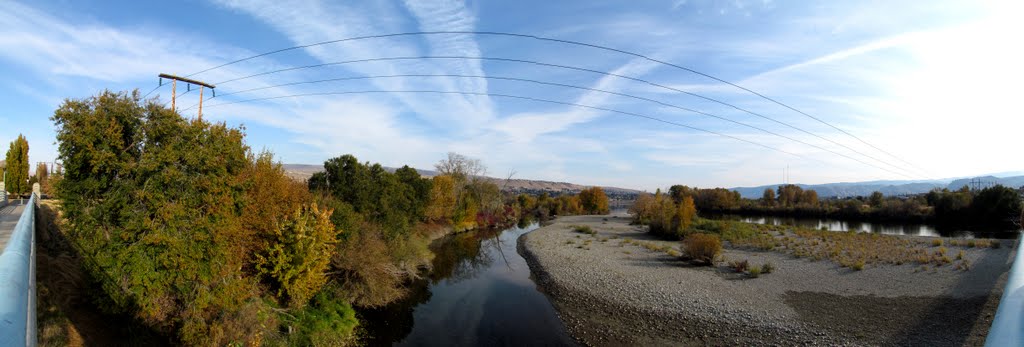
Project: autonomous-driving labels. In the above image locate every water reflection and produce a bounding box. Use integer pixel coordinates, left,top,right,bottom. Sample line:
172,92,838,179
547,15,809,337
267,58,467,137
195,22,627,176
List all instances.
359,222,576,346
713,214,1018,239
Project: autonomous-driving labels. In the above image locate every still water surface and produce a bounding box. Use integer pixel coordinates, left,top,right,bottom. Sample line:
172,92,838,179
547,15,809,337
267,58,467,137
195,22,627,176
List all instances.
359,222,576,346
707,214,1019,239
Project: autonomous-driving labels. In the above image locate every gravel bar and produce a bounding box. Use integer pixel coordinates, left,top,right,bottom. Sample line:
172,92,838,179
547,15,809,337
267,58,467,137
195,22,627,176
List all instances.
517,214,1015,346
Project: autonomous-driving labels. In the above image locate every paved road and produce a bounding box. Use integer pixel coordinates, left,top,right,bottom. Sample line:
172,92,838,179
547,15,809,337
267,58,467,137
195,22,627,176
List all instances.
0,202,27,253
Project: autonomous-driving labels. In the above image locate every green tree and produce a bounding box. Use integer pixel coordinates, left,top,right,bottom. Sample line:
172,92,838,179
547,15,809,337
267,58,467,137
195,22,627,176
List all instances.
971,185,1022,225
4,134,29,195
869,191,884,208
52,90,271,344
668,185,694,204
761,188,775,207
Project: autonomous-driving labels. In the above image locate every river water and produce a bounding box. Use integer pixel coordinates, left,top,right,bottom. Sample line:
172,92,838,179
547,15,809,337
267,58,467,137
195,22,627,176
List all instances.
706,214,1019,239
359,222,576,346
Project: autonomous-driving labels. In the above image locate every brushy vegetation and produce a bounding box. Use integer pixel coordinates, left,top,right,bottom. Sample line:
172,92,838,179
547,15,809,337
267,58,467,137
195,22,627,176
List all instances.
761,262,775,274
571,225,596,235
49,90,614,345
748,266,762,278
683,233,722,265
728,259,750,273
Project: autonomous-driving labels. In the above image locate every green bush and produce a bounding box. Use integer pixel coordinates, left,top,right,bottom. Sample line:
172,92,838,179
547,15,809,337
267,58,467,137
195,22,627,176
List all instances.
761,262,775,274
748,266,762,278
683,233,722,265
282,287,359,346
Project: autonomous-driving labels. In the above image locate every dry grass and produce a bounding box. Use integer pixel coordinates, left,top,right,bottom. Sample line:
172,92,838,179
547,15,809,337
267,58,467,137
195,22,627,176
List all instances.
718,222,995,271
684,233,722,265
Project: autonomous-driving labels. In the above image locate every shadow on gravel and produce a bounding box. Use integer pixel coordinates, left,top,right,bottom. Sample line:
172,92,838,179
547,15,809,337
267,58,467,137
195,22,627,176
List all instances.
885,239,1015,346
784,240,1014,346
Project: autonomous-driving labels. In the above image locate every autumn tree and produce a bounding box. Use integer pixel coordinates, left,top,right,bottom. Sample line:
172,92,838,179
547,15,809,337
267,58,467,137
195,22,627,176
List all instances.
800,189,819,207
255,203,336,308
578,186,610,214
675,196,697,231
425,174,457,223
4,134,29,195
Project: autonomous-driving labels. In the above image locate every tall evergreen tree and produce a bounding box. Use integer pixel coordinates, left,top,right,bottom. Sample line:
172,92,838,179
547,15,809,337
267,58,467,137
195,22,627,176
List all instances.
4,134,29,195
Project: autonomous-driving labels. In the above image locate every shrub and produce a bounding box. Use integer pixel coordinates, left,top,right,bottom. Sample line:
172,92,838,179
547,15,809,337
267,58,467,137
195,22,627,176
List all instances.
729,259,750,273
991,240,1002,249
683,233,722,265
852,259,865,271
256,204,336,308
956,250,965,260
283,286,359,346
572,225,596,235
666,249,682,258
931,239,943,247
761,262,775,274
748,266,762,278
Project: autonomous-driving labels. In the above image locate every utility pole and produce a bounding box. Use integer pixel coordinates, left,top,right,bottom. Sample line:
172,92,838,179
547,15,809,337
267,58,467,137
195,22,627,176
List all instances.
158,73,216,121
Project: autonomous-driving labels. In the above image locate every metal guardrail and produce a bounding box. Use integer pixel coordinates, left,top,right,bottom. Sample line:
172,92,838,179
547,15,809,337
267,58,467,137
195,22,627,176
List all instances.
0,193,37,347
986,235,1024,346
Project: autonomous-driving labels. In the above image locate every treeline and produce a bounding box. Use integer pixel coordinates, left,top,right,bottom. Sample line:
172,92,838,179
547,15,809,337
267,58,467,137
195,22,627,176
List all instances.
648,183,1022,227
51,90,610,345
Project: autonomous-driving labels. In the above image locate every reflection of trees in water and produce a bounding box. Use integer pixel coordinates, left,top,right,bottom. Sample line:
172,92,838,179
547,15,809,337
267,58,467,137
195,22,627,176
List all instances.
356,221,538,345
428,228,503,283
356,278,432,346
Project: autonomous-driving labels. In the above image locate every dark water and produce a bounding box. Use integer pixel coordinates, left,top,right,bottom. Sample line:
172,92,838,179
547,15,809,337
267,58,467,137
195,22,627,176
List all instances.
706,214,1019,239
359,222,576,346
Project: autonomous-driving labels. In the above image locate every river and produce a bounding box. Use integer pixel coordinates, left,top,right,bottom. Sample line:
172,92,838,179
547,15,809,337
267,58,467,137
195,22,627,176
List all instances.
705,213,1019,239
358,222,576,346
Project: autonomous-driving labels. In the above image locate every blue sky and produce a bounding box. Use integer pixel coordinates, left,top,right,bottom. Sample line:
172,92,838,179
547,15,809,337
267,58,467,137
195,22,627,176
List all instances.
2,0,1021,191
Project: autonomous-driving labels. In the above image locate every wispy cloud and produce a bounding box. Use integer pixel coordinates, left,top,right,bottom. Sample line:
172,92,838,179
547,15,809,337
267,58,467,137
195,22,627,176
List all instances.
213,0,495,132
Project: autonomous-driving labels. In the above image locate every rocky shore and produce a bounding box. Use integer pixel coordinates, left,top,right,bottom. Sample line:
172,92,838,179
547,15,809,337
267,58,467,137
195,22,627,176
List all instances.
517,214,1014,346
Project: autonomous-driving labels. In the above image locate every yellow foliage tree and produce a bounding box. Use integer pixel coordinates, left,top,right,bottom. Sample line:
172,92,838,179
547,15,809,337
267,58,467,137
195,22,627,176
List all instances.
425,174,457,223
676,196,697,231
256,203,337,308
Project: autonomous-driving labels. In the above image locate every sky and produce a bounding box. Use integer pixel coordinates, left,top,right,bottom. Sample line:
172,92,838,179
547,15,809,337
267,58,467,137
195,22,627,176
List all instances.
1,0,1021,191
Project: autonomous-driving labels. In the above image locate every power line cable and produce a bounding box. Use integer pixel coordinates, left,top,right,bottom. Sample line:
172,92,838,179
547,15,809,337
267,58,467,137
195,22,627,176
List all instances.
202,89,821,160
187,74,913,178
204,55,926,178
183,31,930,176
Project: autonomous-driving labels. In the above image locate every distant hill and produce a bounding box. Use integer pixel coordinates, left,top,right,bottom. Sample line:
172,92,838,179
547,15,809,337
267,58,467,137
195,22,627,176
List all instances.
730,175,1024,199
282,164,640,196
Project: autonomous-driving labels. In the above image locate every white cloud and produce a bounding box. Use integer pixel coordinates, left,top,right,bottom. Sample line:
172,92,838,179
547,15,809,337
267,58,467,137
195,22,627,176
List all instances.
213,0,495,132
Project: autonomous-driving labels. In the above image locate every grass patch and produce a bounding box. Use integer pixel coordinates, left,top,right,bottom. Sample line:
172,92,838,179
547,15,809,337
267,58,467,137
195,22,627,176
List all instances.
748,266,762,278
761,262,775,274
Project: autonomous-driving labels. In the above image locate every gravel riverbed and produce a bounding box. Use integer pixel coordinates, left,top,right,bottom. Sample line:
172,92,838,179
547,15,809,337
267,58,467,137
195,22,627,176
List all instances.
517,214,1014,346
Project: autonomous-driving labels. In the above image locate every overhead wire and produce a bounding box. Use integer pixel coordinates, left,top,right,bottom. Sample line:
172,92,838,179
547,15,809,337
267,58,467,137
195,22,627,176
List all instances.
185,73,914,178
201,55,925,178
200,89,826,162
182,31,930,177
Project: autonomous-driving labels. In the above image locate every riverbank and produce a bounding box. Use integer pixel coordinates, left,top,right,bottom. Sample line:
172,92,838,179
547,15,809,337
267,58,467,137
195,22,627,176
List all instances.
518,214,1014,346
